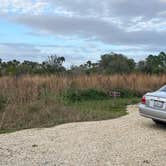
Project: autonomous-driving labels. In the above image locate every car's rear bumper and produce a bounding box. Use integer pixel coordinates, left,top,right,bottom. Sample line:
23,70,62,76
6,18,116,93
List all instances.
139,104,166,122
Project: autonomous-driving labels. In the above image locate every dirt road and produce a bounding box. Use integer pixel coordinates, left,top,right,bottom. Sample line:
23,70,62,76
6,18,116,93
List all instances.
0,105,165,166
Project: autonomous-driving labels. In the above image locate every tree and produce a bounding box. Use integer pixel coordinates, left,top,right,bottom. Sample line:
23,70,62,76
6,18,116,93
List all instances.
144,52,166,74
86,61,92,68
45,55,66,73
99,52,136,74
137,60,147,73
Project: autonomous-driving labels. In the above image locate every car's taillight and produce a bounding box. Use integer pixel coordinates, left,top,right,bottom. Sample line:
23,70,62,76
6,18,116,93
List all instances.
141,96,146,104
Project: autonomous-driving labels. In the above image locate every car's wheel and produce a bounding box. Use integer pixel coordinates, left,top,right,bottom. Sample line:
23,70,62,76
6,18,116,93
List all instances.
152,119,165,125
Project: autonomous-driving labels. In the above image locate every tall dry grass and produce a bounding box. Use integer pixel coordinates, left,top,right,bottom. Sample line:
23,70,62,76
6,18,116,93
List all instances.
0,73,165,131
0,73,165,104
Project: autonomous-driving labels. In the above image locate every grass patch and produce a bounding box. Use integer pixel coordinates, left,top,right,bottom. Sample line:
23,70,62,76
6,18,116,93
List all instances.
0,129,19,134
65,98,140,121
62,88,109,103
0,88,140,134
111,88,142,98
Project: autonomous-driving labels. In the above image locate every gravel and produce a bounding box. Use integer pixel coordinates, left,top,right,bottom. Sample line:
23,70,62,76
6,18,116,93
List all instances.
0,105,166,166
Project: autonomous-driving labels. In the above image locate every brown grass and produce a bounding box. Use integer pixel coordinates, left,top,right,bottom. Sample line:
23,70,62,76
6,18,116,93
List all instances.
0,73,165,131
0,73,165,104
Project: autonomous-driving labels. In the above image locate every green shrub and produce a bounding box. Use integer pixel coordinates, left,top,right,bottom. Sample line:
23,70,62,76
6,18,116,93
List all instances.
112,88,142,98
62,88,109,103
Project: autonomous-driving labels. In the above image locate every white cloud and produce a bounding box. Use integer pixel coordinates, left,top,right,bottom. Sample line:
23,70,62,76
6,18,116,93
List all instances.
0,0,49,15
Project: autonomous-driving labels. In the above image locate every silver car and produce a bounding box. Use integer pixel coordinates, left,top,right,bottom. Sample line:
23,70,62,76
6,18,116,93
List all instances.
139,85,166,124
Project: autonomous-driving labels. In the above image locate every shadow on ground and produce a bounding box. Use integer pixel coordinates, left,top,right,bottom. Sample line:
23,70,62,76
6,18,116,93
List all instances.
144,121,166,131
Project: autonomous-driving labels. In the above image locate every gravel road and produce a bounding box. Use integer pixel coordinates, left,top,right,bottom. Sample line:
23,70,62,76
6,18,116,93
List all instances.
0,105,166,166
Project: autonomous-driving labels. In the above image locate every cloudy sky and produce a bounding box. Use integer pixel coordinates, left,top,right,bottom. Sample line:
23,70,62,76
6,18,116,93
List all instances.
0,0,166,66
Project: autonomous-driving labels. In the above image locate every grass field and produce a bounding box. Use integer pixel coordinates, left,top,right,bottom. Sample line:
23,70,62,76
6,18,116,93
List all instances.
0,97,140,134
0,73,165,105
66,98,140,121
0,73,165,133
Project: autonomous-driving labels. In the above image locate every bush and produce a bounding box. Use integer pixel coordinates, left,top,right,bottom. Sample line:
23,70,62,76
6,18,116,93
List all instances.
62,88,109,103
112,88,142,98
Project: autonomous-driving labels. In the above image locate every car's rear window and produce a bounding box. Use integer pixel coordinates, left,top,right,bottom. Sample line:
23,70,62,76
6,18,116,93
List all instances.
159,86,166,92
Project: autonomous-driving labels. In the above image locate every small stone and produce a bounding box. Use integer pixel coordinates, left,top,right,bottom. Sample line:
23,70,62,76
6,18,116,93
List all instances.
143,160,150,164
32,144,38,148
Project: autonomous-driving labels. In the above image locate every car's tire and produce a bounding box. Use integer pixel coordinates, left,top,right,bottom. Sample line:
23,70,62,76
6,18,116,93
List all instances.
152,119,165,125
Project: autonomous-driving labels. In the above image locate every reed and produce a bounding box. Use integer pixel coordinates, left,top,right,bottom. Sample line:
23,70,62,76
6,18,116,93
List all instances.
0,73,165,131
0,74,165,104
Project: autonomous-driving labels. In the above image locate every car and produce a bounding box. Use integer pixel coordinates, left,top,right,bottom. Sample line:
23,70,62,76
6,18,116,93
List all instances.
139,85,166,124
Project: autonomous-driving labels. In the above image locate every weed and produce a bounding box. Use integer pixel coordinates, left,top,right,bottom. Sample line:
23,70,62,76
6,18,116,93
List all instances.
0,95,7,112
62,88,109,103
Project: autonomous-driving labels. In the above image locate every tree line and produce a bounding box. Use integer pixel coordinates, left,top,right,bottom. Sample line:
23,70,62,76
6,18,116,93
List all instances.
0,52,166,76
69,52,166,75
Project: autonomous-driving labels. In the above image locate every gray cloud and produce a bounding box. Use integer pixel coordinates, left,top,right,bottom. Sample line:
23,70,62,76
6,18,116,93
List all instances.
49,0,166,19
6,0,166,48
0,42,103,66
0,43,47,62
11,14,166,47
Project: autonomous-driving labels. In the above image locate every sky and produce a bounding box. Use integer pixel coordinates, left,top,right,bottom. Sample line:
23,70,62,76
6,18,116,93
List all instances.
0,0,166,67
